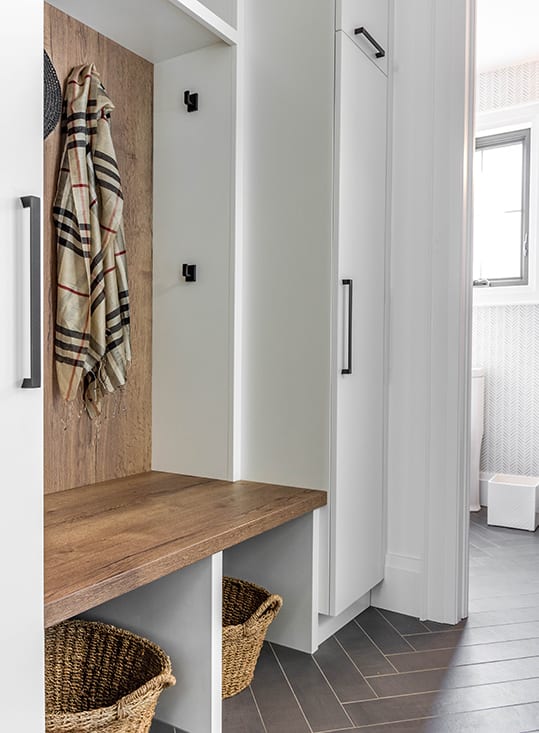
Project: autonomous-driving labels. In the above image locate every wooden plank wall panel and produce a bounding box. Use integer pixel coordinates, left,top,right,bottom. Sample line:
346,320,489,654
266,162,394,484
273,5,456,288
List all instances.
44,4,153,493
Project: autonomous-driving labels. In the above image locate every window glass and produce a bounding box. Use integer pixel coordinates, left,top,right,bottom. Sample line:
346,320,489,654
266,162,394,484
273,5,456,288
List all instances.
473,130,529,286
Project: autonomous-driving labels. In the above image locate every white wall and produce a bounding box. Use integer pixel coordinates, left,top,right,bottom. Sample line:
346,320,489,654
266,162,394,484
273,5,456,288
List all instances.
474,305,539,476
153,43,236,480
240,0,334,490
479,59,539,112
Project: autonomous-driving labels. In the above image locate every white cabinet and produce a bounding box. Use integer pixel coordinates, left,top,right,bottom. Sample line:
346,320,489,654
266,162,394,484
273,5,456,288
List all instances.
331,30,386,614
2,2,238,730
0,1,44,729
241,0,389,621
336,0,389,75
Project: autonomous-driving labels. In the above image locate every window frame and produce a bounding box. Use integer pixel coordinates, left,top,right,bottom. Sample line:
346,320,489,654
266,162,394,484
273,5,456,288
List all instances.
473,104,539,306
474,127,531,288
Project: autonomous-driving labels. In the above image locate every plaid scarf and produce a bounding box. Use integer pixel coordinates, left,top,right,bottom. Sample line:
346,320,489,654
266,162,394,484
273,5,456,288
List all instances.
53,64,131,419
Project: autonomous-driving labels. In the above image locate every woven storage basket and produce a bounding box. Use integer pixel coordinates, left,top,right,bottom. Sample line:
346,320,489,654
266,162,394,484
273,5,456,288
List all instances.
45,620,176,733
222,576,283,698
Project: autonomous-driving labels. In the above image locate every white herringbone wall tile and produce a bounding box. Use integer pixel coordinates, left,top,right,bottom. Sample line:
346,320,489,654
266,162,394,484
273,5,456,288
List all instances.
473,305,539,476
479,60,539,112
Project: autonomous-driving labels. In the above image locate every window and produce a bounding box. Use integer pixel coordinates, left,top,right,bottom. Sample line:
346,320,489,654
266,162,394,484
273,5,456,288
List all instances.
473,128,530,287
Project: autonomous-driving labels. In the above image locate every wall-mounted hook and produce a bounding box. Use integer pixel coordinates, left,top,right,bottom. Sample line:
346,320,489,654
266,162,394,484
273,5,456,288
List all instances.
184,90,199,113
182,264,197,282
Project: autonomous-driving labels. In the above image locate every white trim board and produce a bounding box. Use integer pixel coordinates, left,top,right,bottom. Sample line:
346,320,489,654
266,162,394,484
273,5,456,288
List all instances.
383,0,474,624
167,0,238,44
423,0,475,625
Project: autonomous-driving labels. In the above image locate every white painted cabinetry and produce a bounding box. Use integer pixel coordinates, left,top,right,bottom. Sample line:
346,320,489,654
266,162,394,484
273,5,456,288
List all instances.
0,1,44,729
2,3,238,731
331,29,387,615
242,0,390,621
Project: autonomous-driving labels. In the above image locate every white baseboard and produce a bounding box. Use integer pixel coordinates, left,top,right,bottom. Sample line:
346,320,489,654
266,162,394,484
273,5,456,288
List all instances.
318,592,370,645
370,553,423,619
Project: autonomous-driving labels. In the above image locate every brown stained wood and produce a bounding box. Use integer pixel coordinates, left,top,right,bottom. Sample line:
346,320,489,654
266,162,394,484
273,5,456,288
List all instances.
43,4,153,493
44,471,327,627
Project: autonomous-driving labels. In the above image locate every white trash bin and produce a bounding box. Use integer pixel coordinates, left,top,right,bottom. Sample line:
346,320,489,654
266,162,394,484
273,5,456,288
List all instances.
487,473,539,531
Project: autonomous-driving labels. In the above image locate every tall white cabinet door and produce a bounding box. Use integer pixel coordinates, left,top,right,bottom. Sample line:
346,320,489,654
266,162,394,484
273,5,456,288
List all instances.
331,30,386,615
0,2,44,729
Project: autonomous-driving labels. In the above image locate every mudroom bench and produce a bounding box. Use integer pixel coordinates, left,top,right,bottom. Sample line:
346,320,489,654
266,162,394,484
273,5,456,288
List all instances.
44,471,326,732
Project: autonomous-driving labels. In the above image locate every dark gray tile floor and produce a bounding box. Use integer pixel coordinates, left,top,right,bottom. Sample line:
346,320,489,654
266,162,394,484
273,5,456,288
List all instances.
223,508,539,732
150,719,188,733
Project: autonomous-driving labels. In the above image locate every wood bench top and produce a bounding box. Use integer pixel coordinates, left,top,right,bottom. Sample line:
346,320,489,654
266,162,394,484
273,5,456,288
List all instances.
44,471,327,627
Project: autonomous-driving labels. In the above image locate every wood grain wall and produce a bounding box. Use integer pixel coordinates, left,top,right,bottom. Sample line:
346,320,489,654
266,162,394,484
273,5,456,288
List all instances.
44,4,153,493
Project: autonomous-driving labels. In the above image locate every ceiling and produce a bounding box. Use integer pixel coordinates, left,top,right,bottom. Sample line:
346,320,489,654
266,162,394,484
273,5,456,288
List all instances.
477,0,539,72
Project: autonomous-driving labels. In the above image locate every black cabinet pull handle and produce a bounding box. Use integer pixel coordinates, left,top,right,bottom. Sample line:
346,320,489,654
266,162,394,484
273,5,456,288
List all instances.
342,279,353,375
354,26,386,59
21,195,41,389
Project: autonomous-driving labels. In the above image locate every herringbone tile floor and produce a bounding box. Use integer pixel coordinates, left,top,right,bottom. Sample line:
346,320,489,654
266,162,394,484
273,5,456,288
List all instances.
223,509,539,732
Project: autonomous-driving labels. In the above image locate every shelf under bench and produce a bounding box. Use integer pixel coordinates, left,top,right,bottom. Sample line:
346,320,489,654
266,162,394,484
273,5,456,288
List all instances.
44,470,327,627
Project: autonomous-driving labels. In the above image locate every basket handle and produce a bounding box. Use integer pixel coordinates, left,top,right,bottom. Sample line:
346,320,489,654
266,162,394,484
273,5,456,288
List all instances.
161,672,176,689
116,672,176,719
244,594,283,633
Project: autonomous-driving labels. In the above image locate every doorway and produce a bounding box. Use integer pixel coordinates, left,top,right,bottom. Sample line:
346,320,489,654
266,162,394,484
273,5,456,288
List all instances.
469,0,539,625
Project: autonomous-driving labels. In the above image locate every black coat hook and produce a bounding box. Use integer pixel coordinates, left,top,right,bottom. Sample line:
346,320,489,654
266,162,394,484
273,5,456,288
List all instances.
184,90,198,113
182,264,197,282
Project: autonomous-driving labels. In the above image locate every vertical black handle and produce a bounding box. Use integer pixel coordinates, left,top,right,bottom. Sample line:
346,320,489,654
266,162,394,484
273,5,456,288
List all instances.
342,278,353,375
21,195,41,389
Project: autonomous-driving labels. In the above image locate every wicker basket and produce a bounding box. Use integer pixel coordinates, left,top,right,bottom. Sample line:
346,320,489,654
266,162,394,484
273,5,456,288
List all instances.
222,576,283,698
45,620,176,733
